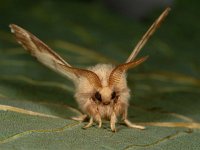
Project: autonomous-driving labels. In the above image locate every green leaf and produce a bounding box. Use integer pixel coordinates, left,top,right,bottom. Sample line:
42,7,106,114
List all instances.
0,1,200,149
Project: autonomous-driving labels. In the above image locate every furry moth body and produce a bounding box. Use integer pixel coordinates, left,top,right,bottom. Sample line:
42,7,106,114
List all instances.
10,8,170,132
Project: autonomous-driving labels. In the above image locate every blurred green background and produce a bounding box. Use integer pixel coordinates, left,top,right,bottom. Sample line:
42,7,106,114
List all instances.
0,0,200,149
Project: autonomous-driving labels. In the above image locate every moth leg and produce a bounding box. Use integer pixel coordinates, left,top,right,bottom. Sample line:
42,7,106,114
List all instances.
124,119,145,130
110,112,117,132
122,109,145,130
83,117,93,129
94,113,102,128
98,119,102,128
71,114,87,122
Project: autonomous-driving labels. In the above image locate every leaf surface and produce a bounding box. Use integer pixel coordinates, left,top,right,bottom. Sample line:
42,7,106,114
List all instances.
0,1,200,149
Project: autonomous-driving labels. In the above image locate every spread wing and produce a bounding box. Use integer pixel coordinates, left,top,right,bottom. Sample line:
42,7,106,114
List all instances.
9,24,77,81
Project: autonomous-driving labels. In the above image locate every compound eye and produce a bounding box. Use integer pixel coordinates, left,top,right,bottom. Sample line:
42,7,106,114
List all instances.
95,92,102,101
111,91,116,100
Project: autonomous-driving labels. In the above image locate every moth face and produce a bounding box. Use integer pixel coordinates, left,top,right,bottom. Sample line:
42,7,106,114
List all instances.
93,87,118,105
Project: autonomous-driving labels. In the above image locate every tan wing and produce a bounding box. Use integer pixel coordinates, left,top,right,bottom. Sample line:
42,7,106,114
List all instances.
126,7,171,63
9,24,77,81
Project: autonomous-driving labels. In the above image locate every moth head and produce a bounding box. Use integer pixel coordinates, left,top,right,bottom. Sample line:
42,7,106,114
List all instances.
92,56,148,105
93,86,117,105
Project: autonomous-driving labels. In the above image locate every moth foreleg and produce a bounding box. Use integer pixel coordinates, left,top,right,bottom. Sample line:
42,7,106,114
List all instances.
110,112,117,132
94,113,102,128
83,117,93,129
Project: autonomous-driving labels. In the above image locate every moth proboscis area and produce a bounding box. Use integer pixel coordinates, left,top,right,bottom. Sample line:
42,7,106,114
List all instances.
9,7,170,132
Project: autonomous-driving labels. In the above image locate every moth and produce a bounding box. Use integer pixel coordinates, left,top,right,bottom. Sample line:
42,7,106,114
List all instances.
10,8,170,132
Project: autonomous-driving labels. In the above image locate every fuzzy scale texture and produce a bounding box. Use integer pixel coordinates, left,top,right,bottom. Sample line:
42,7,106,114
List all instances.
75,64,130,121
